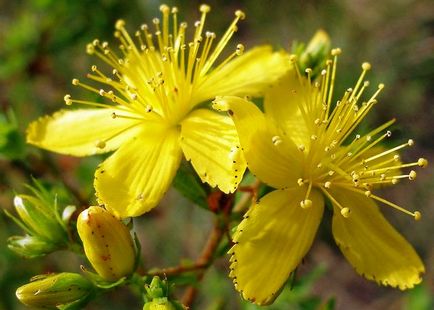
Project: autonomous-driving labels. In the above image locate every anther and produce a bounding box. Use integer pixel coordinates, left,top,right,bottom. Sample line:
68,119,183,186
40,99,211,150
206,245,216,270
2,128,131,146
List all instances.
145,105,153,113
72,78,79,86
408,139,414,146
324,181,331,188
235,10,246,20
386,130,392,137
417,158,428,168
297,178,304,186
236,44,244,56
64,94,72,105
298,145,305,152
115,19,125,30
362,62,371,70
311,135,318,140
300,199,312,209
159,4,170,13
378,83,385,89
331,48,341,56
408,170,417,180
305,68,312,74
341,207,351,218
171,7,178,14
200,4,211,13
152,18,160,25
271,135,282,146
91,65,97,72
414,211,421,221
111,112,117,119
289,54,297,62
99,89,105,96
365,190,371,197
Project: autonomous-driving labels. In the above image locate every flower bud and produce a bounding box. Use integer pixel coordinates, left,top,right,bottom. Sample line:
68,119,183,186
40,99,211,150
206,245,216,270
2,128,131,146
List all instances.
291,29,331,77
77,206,136,281
143,277,185,310
13,194,68,243
16,273,93,308
7,235,57,258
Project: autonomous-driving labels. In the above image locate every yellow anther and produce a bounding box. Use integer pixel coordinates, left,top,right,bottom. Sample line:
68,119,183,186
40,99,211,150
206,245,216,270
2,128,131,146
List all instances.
365,190,371,197
305,68,312,74
417,158,428,168
64,94,72,105
362,62,371,70
324,181,331,188
341,207,351,218
378,83,385,89
271,135,282,146
86,44,95,54
72,78,79,85
236,44,245,55
91,65,97,72
159,4,170,13
145,105,153,113
414,211,421,221
297,178,304,186
115,19,125,30
289,54,297,62
331,48,342,56
235,10,246,20
298,145,305,152
171,7,178,13
300,199,312,209
408,139,414,146
408,170,417,180
200,4,211,13
111,112,117,119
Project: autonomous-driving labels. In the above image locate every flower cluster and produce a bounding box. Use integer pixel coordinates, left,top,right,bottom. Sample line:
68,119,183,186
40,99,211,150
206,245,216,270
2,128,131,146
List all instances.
9,3,428,309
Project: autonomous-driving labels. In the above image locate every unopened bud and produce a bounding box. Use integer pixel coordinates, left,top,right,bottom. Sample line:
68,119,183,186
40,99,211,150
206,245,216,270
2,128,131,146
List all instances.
16,273,93,308
77,206,136,281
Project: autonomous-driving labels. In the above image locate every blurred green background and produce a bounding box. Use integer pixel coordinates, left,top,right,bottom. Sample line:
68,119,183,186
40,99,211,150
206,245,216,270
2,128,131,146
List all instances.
0,0,433,309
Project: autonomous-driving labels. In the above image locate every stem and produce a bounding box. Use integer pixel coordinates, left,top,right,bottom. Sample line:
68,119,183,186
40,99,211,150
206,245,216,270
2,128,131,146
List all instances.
181,219,226,307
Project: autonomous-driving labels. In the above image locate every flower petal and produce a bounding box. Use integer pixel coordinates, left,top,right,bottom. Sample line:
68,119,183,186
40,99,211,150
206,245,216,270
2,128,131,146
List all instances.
264,70,311,147
26,109,142,156
213,96,302,189
180,109,246,193
330,188,424,289
94,126,182,218
193,46,290,105
230,188,324,305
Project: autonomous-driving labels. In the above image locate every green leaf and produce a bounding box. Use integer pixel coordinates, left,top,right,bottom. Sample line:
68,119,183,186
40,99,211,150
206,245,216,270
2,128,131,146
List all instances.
173,160,209,209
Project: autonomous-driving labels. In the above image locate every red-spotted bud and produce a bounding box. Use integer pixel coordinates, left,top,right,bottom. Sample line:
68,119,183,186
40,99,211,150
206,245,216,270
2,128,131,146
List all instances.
77,206,136,281
16,273,93,308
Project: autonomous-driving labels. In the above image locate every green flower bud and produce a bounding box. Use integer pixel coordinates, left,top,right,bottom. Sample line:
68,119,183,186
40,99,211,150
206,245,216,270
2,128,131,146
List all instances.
77,206,136,281
143,277,186,310
16,273,93,308
292,29,331,77
7,235,58,258
13,195,68,243
143,298,177,310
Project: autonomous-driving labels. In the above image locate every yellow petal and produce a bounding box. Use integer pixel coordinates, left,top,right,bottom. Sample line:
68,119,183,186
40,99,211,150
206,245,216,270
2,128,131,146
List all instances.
26,109,141,156
264,70,311,147
94,126,182,218
180,109,246,193
213,96,302,189
230,188,324,305
193,46,290,105
330,188,424,289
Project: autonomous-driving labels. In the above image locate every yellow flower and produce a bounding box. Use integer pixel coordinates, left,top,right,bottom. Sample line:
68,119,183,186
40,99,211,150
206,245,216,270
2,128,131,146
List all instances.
26,4,289,218
213,50,427,305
